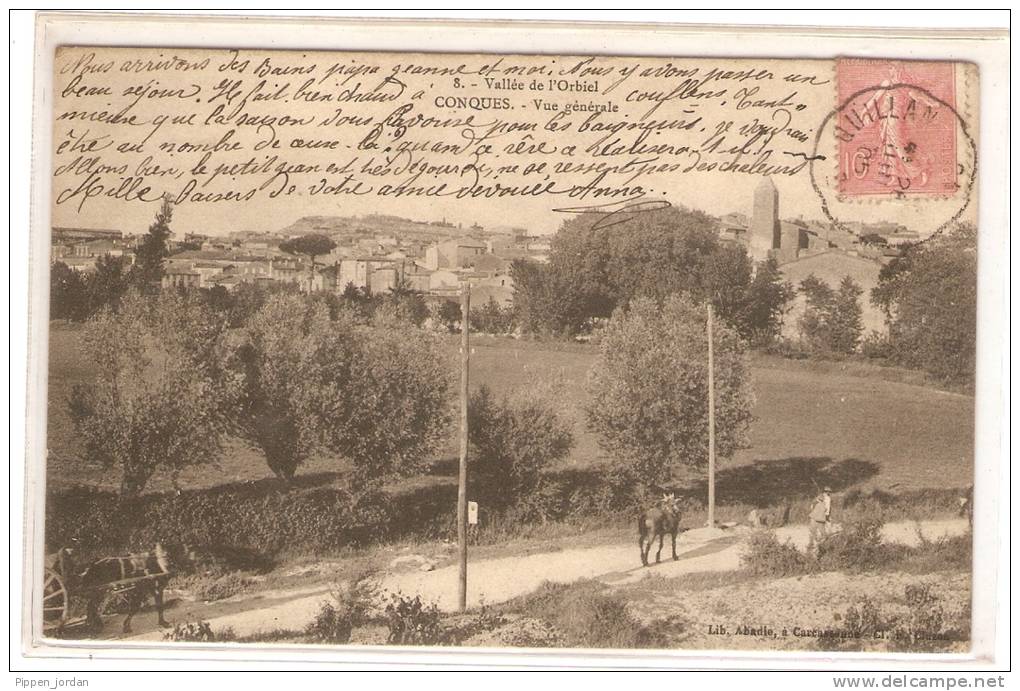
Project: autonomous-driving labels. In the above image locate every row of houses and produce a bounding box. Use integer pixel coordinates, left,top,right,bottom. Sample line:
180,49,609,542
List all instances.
159,235,525,306
50,228,135,272
51,221,546,306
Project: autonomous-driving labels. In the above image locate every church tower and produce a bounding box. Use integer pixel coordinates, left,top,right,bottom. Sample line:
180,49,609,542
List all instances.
749,177,780,262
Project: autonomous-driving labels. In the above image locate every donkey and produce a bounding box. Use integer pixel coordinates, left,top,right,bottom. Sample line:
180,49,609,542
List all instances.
79,543,194,634
638,493,685,566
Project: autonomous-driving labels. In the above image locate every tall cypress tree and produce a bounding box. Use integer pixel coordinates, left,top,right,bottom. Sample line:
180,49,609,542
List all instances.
133,195,174,292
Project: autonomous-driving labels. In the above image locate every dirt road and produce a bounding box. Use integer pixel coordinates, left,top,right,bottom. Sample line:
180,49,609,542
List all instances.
123,518,967,642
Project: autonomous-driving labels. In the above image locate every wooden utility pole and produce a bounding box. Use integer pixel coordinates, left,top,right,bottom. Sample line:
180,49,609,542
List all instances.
707,303,716,529
457,283,470,612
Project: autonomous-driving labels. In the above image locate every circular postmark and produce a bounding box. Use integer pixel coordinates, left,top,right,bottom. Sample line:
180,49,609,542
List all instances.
810,81,976,243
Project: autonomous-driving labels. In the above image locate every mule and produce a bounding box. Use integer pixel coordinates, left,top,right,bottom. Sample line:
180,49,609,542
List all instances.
79,543,195,634
638,493,685,566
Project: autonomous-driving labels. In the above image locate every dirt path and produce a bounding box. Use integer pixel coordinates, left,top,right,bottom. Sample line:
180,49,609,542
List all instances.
122,518,967,642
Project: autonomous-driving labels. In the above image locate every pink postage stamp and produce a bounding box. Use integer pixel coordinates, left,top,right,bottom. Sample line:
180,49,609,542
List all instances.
835,59,958,197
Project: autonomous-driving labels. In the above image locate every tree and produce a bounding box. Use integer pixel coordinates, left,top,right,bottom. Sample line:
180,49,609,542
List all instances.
433,298,463,333
237,295,453,484
509,260,569,335
468,385,574,511
798,274,863,355
132,195,174,291
585,295,754,484
871,224,977,383
334,311,453,485
728,257,794,344
383,279,429,326
50,261,87,321
798,275,836,351
85,254,131,316
469,296,514,334
68,290,235,496
52,256,133,323
512,206,759,337
236,295,359,481
279,234,337,291
831,276,864,354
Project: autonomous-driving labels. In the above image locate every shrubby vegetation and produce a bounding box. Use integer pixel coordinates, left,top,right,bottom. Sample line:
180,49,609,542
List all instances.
817,582,969,653
741,517,971,579
68,290,237,496
467,385,574,515
337,310,453,485
51,198,175,322
384,593,444,645
163,620,237,643
871,224,977,384
797,274,864,355
236,295,360,481
70,285,451,491
306,572,379,644
45,481,443,558
505,579,663,649
586,295,754,486
740,530,814,577
468,296,515,335
511,206,793,343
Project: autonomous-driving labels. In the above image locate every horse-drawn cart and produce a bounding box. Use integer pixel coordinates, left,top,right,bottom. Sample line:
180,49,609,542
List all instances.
43,548,174,635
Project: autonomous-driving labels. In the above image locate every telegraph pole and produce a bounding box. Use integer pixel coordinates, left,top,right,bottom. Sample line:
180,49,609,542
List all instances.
707,303,716,529
457,283,470,612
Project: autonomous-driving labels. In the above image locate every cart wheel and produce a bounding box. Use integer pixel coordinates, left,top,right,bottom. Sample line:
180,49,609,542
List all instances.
42,568,68,633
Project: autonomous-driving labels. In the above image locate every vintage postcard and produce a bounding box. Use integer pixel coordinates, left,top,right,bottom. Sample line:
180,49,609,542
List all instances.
27,25,996,663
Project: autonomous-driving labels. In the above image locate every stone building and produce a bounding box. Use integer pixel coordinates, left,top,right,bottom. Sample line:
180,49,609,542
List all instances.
739,176,889,341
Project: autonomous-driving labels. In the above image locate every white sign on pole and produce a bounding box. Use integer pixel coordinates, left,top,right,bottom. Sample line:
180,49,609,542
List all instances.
467,501,479,525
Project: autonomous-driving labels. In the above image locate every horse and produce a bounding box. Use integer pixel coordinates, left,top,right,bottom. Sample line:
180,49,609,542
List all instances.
638,493,685,566
79,543,196,634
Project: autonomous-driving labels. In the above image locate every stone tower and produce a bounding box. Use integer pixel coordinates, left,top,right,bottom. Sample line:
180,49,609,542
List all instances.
749,177,780,262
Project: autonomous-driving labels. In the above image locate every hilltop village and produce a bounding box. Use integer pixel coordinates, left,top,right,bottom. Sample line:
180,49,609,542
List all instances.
52,179,916,335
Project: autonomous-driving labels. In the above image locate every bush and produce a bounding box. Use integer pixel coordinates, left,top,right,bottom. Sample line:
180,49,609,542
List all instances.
45,483,443,559
904,532,972,573
384,594,444,645
163,620,236,643
817,597,886,651
817,517,887,572
506,580,661,649
860,332,894,361
798,275,864,355
469,296,515,335
306,602,354,644
818,583,965,653
306,571,380,644
891,582,945,650
468,385,574,513
740,529,814,577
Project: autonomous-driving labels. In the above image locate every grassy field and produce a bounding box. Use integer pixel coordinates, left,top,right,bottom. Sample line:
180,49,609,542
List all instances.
45,323,975,497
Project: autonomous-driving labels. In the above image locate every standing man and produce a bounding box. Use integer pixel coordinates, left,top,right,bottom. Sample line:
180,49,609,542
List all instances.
807,486,832,557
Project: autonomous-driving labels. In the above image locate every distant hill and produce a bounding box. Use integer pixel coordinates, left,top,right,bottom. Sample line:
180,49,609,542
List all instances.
279,214,515,242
